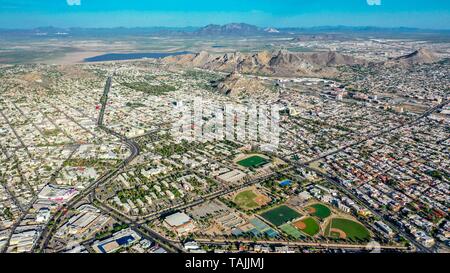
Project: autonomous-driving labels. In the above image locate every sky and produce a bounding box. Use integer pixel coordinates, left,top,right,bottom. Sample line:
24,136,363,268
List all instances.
0,0,449,29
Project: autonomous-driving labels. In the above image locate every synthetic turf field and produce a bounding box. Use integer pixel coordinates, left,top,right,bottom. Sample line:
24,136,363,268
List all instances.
237,155,269,168
260,205,301,226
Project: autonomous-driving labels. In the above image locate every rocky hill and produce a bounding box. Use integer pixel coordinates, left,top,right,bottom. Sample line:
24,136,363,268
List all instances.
212,71,272,97
387,48,440,67
163,50,363,77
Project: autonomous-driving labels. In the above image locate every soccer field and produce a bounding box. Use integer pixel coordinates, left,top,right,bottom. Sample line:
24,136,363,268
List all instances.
260,205,301,226
237,155,269,168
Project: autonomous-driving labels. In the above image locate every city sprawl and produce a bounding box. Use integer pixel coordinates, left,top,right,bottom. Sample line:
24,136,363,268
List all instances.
0,32,449,254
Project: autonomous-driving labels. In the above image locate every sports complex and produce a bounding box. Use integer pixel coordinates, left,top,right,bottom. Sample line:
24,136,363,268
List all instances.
258,202,371,241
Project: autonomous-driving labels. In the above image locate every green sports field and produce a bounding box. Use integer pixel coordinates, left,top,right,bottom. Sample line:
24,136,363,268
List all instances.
279,224,303,239
237,155,269,168
234,190,259,209
294,217,320,236
308,203,331,220
260,205,301,226
327,218,370,241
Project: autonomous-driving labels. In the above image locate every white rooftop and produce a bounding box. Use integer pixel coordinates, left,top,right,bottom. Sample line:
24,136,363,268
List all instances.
165,212,191,227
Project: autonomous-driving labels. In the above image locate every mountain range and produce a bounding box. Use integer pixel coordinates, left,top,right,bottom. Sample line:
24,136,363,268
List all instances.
164,48,443,97
163,49,364,77
1,23,449,38
194,23,278,36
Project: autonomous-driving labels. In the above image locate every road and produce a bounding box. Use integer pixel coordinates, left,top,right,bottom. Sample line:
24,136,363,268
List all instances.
195,238,410,252
97,75,112,126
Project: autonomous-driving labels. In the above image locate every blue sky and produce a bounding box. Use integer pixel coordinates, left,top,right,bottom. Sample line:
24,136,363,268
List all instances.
0,0,449,29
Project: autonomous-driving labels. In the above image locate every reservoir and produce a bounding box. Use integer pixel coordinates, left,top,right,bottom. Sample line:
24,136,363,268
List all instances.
84,51,190,62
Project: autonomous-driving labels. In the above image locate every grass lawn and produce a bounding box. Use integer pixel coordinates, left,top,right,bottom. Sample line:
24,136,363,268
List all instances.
328,218,370,241
237,155,269,168
308,203,331,220
280,224,303,239
294,217,320,236
234,190,259,209
260,205,301,226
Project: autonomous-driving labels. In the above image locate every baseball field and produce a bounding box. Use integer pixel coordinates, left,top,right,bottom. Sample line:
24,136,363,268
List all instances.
307,203,331,220
326,218,370,241
293,217,320,236
233,189,270,210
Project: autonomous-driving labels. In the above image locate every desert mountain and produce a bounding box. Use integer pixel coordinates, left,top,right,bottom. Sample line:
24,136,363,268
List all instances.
163,50,363,77
212,71,272,97
387,48,440,66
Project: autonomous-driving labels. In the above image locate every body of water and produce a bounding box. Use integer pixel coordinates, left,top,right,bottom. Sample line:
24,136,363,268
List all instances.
84,51,191,62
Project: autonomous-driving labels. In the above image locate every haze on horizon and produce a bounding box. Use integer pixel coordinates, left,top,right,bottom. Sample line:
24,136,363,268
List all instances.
0,0,449,30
